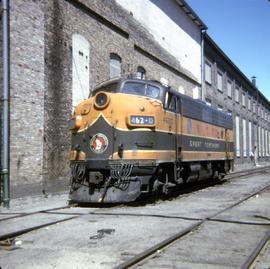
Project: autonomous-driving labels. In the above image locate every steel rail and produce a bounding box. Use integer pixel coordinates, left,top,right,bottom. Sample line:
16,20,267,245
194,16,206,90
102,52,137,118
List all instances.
113,180,270,269
241,229,270,269
0,216,77,241
0,205,71,222
0,166,269,247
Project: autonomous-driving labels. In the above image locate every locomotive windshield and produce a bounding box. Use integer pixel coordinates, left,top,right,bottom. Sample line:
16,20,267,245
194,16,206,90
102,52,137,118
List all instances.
122,82,160,99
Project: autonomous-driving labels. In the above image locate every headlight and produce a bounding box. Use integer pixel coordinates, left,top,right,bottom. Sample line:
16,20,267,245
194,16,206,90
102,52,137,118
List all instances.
94,92,110,109
68,116,82,130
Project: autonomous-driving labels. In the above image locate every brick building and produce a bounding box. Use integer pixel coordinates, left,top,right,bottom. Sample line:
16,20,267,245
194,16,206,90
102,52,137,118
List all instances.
1,0,270,200
204,34,270,169
1,0,206,197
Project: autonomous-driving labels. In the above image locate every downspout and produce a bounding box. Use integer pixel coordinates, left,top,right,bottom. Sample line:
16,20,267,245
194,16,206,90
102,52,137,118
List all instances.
1,0,10,207
200,29,206,101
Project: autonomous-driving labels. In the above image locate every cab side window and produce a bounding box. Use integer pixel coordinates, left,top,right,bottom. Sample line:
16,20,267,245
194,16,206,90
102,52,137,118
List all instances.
165,92,179,112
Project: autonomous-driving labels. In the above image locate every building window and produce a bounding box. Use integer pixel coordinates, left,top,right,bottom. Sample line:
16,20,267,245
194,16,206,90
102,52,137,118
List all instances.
205,62,212,84
242,92,246,107
262,127,265,157
160,77,168,86
235,87,239,103
110,53,121,78
243,119,247,157
217,72,223,92
192,86,199,99
268,131,270,155
248,98,251,111
258,126,261,157
227,80,232,98
265,129,268,156
178,85,185,94
205,98,211,106
248,121,252,156
235,115,240,157
137,66,146,79
72,34,90,109
253,102,256,114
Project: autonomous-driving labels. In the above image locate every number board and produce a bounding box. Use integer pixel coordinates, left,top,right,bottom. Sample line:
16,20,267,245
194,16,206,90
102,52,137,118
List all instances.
130,115,155,126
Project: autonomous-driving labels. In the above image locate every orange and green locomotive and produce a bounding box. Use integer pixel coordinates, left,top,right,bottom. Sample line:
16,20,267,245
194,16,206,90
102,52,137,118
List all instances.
68,78,234,203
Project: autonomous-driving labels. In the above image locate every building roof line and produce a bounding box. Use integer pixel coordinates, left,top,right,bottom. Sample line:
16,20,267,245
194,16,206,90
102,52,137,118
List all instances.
175,0,208,30
205,33,270,107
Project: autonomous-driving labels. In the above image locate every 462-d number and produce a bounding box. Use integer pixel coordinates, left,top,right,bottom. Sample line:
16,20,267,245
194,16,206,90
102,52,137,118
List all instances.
130,116,155,125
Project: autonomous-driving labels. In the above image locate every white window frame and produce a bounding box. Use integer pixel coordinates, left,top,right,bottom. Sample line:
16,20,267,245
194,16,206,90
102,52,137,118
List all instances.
262,127,265,157
265,129,268,156
235,87,239,103
72,34,90,109
205,62,212,84
248,98,251,111
217,72,223,92
248,121,252,156
227,80,232,98
243,119,247,157
258,126,261,157
192,86,199,99
242,92,246,107
235,116,240,157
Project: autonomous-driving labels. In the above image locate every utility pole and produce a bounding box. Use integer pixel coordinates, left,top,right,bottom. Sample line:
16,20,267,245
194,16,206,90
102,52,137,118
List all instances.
1,0,10,207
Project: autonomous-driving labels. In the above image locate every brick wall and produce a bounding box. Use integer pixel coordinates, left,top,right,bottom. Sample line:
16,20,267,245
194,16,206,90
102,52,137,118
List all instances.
7,0,201,195
42,0,199,185
9,0,45,191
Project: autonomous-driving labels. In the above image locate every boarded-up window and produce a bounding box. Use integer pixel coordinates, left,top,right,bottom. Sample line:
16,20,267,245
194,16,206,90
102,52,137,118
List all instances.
72,34,90,109
227,80,232,97
242,92,245,107
269,131,270,155
217,72,223,91
235,87,239,103
235,116,240,157
248,98,251,110
249,121,252,156
262,128,265,157
178,85,185,94
243,119,247,157
205,62,211,84
258,126,261,157
110,53,121,78
265,129,268,156
192,87,199,99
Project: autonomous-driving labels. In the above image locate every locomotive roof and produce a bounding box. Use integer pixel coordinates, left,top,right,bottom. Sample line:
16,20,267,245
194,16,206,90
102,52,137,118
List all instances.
93,78,233,129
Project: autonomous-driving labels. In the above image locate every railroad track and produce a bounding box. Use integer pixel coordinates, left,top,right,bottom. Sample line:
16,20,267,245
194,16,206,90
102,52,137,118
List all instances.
0,165,269,258
113,177,270,268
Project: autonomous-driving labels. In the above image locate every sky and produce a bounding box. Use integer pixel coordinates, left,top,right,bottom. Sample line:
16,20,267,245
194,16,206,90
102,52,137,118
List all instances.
187,0,270,101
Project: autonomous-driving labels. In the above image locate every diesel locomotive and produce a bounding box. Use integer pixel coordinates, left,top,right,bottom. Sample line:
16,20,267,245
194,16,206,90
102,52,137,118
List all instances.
68,78,234,203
